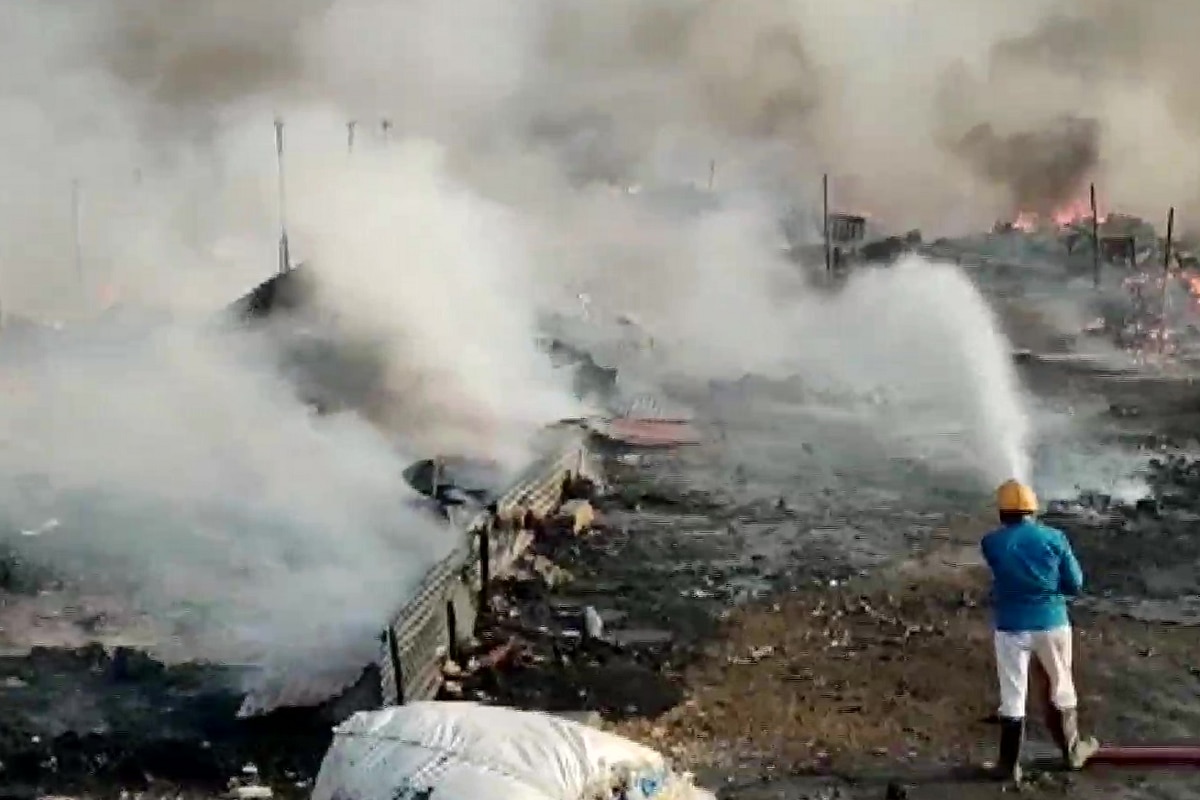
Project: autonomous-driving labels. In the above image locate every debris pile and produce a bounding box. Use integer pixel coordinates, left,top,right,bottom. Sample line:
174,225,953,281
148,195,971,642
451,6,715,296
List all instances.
436,499,687,722
0,645,331,796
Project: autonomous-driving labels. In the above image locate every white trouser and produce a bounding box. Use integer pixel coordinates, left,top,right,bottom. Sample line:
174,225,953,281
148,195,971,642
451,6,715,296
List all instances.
994,626,1077,719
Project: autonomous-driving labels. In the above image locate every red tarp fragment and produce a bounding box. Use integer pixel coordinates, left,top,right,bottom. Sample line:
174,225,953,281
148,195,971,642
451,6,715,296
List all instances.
601,418,700,447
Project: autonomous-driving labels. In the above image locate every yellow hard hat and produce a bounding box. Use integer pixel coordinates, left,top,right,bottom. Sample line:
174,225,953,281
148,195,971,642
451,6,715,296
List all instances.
996,479,1038,513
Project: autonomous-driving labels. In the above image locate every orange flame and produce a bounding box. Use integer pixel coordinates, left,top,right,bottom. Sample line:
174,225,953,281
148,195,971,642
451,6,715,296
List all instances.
1011,194,1107,232
98,283,121,309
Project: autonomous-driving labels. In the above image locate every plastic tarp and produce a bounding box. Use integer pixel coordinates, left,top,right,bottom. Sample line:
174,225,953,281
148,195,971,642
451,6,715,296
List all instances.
312,702,716,800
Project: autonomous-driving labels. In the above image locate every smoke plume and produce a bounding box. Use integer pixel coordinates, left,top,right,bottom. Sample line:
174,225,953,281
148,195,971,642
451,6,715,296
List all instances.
0,320,451,675
949,116,1101,216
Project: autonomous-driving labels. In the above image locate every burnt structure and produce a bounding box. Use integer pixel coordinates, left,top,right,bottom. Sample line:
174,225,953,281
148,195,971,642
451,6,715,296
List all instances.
225,263,318,321
1100,235,1137,267
828,212,866,269
222,265,388,417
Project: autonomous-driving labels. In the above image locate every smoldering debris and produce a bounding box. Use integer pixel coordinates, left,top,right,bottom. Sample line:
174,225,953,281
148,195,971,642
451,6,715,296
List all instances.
928,203,1200,368
0,646,331,794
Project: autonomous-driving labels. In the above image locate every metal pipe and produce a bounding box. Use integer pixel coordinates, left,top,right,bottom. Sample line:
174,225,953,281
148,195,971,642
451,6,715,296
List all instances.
71,179,83,285
1160,206,1174,352
274,118,290,274
477,522,491,616
822,173,831,274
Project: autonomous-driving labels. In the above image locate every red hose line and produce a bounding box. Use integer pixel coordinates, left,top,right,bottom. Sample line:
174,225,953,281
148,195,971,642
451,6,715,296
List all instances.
1092,745,1200,766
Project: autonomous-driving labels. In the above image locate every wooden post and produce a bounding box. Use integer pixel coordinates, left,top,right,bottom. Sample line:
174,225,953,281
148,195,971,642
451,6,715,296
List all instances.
1090,183,1100,289
477,522,491,618
70,179,83,285
274,118,290,274
1160,206,1175,353
385,627,405,704
822,173,831,273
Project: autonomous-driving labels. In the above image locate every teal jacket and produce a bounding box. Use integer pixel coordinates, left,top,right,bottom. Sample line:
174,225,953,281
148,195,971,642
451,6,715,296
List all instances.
980,519,1084,632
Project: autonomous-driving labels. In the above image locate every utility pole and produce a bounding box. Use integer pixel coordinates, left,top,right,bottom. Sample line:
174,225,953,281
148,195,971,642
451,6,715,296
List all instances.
347,120,357,154
274,118,291,274
707,159,716,191
1089,182,1100,289
1160,206,1175,354
381,118,392,145
822,173,831,274
71,179,84,285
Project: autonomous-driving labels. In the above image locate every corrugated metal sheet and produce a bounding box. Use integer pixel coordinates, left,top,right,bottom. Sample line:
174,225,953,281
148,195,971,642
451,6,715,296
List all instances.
239,540,470,718
238,434,592,717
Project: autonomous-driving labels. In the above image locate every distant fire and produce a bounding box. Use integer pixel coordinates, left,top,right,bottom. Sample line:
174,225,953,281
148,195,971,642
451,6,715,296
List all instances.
98,283,121,309
1179,269,1200,312
1011,195,1106,232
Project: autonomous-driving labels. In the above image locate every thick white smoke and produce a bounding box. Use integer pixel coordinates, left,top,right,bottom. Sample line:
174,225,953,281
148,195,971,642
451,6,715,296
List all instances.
0,321,450,673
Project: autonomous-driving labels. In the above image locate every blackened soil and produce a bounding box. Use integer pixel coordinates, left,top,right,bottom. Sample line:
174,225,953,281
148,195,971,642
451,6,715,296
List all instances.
0,645,330,796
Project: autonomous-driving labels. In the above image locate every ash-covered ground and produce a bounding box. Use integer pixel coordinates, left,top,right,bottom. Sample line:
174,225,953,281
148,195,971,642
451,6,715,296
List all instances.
5,251,1200,800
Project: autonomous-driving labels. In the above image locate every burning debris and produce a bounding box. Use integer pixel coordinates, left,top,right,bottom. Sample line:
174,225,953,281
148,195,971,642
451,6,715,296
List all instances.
961,198,1200,365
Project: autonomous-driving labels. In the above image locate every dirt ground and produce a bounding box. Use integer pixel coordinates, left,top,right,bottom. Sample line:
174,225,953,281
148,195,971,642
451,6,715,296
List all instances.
614,550,1200,796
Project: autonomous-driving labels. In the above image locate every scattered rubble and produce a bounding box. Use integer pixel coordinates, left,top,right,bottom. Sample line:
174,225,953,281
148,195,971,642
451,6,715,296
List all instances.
0,645,330,797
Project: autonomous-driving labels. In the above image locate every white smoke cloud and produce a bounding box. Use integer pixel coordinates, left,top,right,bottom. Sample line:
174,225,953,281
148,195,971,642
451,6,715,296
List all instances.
0,321,450,673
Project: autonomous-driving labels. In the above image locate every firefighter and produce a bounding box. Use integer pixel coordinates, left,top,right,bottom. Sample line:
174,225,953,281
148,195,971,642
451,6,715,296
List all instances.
980,479,1100,782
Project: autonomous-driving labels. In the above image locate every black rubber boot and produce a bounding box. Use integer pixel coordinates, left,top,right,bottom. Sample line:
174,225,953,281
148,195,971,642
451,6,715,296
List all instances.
992,717,1025,783
1045,705,1068,754
1057,708,1099,770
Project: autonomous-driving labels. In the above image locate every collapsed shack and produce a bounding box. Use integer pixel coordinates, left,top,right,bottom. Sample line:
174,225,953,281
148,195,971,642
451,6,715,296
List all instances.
1100,234,1137,267
222,263,393,416
786,210,922,279
225,263,318,322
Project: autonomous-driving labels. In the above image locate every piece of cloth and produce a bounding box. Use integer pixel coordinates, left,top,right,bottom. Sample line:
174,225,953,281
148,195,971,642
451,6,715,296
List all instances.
994,626,1077,718
980,519,1084,632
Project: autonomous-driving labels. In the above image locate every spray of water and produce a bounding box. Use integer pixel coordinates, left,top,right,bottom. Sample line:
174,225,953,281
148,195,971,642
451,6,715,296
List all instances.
836,257,1034,487
543,191,1034,490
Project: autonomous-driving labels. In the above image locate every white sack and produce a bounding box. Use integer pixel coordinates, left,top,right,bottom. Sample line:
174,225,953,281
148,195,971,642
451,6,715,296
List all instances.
311,701,714,800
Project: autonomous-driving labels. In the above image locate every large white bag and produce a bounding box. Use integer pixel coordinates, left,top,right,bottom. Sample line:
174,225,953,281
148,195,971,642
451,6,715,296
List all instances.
311,702,715,800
